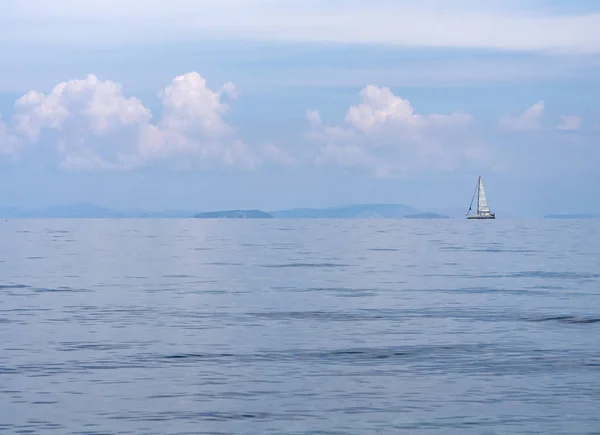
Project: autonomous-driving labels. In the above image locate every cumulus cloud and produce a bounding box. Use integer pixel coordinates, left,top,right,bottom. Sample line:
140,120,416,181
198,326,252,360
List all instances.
343,85,472,133
498,101,544,131
136,73,248,166
6,71,285,170
157,73,235,136
13,74,150,140
557,115,582,131
307,85,483,177
13,88,69,140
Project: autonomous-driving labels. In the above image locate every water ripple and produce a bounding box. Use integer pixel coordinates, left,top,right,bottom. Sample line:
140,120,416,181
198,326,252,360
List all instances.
1,219,599,434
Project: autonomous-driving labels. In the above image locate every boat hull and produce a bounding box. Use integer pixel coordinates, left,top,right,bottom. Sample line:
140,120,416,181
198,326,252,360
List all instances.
467,214,495,219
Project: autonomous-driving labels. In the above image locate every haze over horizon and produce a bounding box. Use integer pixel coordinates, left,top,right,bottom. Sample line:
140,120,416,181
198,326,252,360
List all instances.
1,0,599,217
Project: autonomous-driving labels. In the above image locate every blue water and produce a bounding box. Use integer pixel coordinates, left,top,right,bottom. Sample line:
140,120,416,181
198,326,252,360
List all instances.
1,219,599,434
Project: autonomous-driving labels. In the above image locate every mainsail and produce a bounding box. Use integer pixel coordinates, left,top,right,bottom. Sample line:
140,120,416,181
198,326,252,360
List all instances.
477,177,490,214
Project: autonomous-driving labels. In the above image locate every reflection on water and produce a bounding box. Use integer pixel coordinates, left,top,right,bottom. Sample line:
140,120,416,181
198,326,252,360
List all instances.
1,219,600,434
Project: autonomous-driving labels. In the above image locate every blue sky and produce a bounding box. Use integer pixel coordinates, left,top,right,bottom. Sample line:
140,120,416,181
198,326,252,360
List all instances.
1,0,599,216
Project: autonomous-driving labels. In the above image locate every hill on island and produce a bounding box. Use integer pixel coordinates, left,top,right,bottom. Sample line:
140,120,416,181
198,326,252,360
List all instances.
194,210,273,219
0,203,197,218
404,212,450,219
191,204,452,219
192,205,451,219
270,204,423,219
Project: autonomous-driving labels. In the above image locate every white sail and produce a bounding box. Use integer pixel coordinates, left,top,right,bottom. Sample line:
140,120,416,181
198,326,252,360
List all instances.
477,177,490,213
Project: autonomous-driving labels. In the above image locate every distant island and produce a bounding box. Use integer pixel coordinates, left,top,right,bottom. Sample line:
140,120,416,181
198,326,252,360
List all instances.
0,203,451,219
194,205,450,219
0,203,197,219
270,204,420,219
404,212,449,219
194,210,273,219
0,202,592,219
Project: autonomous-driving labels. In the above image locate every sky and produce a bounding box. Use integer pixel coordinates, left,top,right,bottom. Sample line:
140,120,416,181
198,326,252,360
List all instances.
1,0,599,216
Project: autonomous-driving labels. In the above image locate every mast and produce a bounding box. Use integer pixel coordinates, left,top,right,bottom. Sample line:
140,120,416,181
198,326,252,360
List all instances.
467,177,479,216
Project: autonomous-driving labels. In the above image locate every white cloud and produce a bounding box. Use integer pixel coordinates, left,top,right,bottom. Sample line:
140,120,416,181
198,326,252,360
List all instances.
498,101,545,131
13,74,150,140
344,85,471,133
8,72,282,170
136,72,243,164
557,115,582,131
157,72,235,136
307,85,484,177
13,88,70,140
4,1,600,53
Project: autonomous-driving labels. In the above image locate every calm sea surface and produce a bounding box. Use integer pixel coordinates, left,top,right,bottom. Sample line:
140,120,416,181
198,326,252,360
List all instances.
1,219,600,434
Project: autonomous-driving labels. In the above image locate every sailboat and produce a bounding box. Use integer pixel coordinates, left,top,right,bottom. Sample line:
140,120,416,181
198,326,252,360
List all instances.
466,176,495,219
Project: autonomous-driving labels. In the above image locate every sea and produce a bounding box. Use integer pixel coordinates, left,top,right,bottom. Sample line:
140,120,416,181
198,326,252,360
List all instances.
1,218,599,434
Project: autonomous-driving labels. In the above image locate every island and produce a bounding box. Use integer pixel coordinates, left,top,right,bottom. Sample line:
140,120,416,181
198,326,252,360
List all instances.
404,212,449,219
191,206,450,219
270,204,420,219
194,209,274,219
0,202,477,219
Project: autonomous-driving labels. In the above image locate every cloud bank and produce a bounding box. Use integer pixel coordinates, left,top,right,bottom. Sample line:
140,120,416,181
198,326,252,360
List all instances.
3,75,486,176
4,1,600,53
1,71,591,177
6,72,273,170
